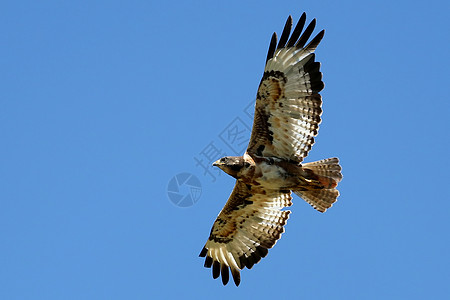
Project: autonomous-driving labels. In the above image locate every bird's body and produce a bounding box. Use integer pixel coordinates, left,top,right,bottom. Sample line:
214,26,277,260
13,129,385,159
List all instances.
199,12,343,286
216,153,335,191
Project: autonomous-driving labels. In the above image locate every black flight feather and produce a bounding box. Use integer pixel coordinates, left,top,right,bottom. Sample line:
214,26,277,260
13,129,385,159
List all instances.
287,12,306,47
204,256,213,268
277,15,292,50
296,18,316,48
221,264,229,285
265,32,277,63
231,268,241,286
304,29,325,52
199,247,207,257
255,246,268,258
212,261,220,279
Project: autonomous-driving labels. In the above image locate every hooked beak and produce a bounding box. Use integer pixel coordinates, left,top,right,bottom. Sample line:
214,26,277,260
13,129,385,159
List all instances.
212,159,221,167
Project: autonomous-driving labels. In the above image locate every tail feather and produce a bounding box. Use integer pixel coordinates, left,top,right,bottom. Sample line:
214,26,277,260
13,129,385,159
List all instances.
294,189,339,213
302,157,343,183
294,157,342,213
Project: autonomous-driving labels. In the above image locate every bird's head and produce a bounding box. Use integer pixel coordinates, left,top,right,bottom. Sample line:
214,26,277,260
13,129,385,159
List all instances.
212,156,244,178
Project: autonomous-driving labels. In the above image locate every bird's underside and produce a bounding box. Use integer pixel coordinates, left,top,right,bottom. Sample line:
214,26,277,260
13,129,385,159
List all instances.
199,12,343,287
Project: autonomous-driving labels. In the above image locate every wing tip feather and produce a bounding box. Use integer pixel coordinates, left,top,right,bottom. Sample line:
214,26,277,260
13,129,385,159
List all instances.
231,268,241,286
277,15,293,50
204,256,213,268
199,247,207,257
266,32,278,63
221,264,229,285
212,261,220,279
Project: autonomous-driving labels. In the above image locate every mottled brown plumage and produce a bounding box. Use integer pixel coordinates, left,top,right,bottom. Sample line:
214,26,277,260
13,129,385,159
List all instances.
199,12,342,286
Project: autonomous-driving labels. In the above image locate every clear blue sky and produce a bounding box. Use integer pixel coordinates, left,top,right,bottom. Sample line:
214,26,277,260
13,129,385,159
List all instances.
1,1,450,299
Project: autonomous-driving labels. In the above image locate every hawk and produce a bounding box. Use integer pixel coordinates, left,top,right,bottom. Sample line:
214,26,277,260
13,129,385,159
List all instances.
199,12,343,286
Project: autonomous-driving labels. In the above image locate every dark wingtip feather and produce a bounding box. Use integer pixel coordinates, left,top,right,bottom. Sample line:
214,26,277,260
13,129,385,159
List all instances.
305,29,325,51
255,246,268,258
296,18,316,48
287,12,306,47
250,251,262,265
204,256,213,268
300,12,306,21
265,32,277,63
221,264,229,285
277,15,292,50
239,255,246,270
243,254,255,269
212,261,220,279
304,57,324,92
231,268,241,286
199,247,207,257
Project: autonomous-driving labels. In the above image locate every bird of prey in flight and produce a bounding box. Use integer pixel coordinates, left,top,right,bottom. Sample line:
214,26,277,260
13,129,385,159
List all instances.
199,12,343,286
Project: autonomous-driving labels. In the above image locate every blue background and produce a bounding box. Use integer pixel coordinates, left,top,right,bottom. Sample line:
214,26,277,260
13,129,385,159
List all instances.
1,1,449,299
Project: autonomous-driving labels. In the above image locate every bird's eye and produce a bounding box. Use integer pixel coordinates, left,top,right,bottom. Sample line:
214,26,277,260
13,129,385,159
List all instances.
221,158,225,162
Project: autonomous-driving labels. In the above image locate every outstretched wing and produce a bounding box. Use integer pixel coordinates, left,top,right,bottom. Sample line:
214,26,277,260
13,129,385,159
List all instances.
247,13,325,163
199,180,292,286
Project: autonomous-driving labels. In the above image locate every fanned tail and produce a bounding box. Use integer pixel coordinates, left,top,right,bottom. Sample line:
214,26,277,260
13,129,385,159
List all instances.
294,157,342,213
